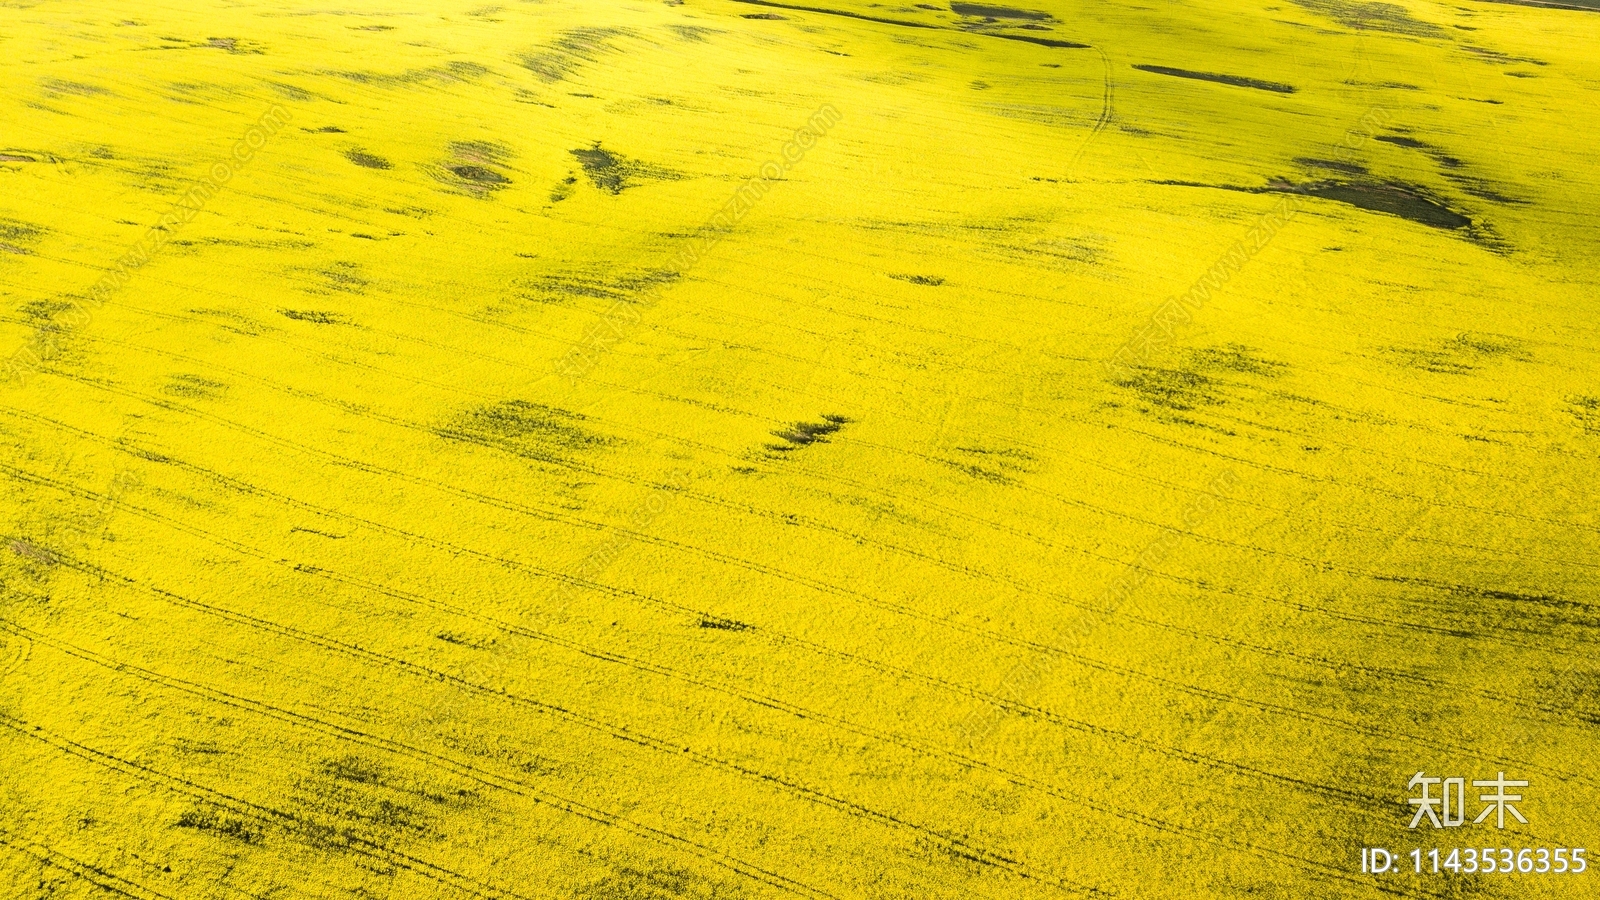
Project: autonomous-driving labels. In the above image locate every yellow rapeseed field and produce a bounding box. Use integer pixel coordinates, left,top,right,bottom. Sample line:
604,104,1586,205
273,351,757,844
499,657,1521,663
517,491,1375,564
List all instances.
1,0,1596,897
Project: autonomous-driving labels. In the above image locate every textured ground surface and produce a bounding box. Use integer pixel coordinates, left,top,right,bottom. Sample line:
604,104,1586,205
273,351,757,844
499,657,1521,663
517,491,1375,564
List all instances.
1,0,1598,897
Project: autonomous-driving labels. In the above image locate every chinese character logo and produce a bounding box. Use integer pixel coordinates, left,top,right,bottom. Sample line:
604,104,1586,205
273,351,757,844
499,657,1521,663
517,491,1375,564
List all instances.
1407,771,1527,829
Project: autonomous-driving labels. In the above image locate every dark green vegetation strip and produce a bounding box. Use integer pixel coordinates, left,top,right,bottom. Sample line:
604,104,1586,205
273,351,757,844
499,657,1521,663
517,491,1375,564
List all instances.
988,32,1090,49
1132,64,1296,93
570,144,629,194
1299,183,1470,230
767,414,850,453
728,0,939,28
1474,0,1600,9
728,0,1090,45
1289,0,1445,36
1153,180,1472,231
343,149,391,170
950,2,1052,19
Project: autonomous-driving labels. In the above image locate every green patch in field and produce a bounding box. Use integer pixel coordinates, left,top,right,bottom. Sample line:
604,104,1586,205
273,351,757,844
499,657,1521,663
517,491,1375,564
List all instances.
204,36,265,54
445,163,509,185
570,143,630,194
439,400,617,461
1544,667,1600,727
162,373,229,400
569,143,678,195
767,413,850,453
938,458,1014,484
518,27,631,83
1116,345,1285,427
0,217,44,256
1383,332,1529,375
450,140,514,164
18,300,71,322
1383,347,1472,376
514,267,677,305
362,798,424,830
278,309,347,324
951,3,1052,20
175,807,264,845
343,148,391,169
699,617,752,631
1382,575,1596,645
1461,45,1550,67
436,630,497,650
297,755,441,841
670,25,721,43
1569,396,1600,434
303,258,370,293
1116,366,1227,412
1475,0,1600,9
1289,0,1445,37
549,172,578,202
429,141,515,196
326,61,489,88
1297,182,1471,230
578,864,734,900
1186,343,1288,377
955,445,1036,469
40,78,115,97
322,754,388,786
942,445,1037,484
1450,331,1528,359
1374,134,1427,150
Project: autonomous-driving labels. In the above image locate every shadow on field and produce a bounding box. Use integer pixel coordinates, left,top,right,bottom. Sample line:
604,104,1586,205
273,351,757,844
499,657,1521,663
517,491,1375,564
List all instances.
1153,177,1507,249
1132,64,1296,94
